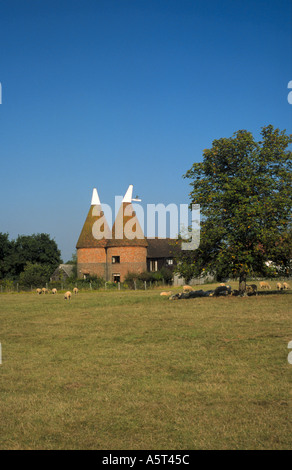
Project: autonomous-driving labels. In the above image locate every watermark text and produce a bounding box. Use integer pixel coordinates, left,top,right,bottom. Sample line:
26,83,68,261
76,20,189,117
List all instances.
91,198,200,250
288,80,292,104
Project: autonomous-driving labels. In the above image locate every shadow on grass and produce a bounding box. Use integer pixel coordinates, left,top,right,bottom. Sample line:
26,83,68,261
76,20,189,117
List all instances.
257,290,291,296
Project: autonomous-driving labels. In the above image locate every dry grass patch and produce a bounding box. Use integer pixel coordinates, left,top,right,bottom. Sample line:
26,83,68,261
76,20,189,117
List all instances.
0,289,291,449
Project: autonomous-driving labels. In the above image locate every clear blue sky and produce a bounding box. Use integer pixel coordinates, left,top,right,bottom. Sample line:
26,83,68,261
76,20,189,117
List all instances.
0,0,291,262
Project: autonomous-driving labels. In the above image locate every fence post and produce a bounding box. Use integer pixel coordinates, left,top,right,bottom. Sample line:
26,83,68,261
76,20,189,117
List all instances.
134,280,136,290
118,282,120,290
144,281,147,290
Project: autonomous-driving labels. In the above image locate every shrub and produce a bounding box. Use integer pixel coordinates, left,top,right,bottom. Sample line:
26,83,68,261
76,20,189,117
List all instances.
105,281,118,289
125,269,174,288
124,272,139,289
77,276,105,290
19,263,52,288
0,279,14,292
159,267,173,284
138,271,153,282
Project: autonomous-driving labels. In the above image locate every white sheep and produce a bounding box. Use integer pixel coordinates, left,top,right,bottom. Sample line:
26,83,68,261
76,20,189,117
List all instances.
260,281,271,290
73,287,79,295
183,285,193,292
36,288,42,295
283,282,290,290
276,283,282,290
160,291,172,296
64,291,72,300
51,288,57,294
42,287,49,294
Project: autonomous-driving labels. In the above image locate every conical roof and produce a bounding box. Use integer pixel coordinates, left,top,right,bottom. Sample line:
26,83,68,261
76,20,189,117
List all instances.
76,188,111,248
108,185,148,247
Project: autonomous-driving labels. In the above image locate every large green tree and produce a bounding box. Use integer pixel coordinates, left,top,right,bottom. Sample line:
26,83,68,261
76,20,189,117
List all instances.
177,125,292,291
12,233,62,277
19,262,53,288
0,233,62,279
0,233,13,279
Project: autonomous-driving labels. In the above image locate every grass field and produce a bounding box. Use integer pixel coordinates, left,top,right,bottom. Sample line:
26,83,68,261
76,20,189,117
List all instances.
0,283,291,450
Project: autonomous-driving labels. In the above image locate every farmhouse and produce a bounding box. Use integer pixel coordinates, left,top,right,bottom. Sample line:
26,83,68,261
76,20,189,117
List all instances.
76,186,179,282
50,264,75,282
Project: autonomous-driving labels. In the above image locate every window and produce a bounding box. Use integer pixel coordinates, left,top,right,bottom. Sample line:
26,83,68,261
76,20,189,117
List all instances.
112,256,120,264
166,258,173,266
113,274,120,283
150,260,158,272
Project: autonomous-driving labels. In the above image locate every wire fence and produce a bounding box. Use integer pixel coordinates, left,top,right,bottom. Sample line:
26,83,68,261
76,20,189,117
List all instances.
0,278,174,294
0,276,291,294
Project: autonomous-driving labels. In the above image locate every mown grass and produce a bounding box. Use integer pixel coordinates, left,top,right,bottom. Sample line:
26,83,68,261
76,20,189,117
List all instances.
0,286,291,450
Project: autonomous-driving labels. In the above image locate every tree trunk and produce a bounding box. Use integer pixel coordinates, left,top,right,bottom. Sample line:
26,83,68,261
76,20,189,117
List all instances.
239,273,247,294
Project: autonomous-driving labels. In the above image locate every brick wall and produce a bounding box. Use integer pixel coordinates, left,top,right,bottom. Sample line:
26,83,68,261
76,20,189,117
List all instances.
106,246,147,282
77,247,107,279
77,246,147,281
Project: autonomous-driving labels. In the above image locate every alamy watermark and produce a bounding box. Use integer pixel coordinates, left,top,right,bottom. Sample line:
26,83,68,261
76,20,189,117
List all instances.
92,196,200,251
288,80,292,104
288,341,292,364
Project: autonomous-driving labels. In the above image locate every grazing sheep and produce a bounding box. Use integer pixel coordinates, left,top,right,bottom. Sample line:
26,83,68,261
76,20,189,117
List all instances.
183,285,193,292
42,288,49,294
73,287,79,295
160,291,172,296
276,283,282,290
36,288,42,295
220,283,226,286
260,281,271,290
283,282,290,290
51,288,57,294
64,291,72,300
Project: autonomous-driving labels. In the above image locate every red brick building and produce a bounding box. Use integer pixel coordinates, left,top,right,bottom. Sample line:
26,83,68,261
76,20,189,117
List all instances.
76,186,177,282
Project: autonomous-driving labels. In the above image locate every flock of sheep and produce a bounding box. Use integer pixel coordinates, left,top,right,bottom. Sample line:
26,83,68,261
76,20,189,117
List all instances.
35,281,290,301
160,281,290,300
36,287,79,299
260,281,290,290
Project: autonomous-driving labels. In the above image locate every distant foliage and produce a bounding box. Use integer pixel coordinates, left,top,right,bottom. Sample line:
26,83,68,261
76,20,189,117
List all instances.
19,263,53,288
0,232,62,281
125,268,173,288
77,275,105,289
0,233,13,279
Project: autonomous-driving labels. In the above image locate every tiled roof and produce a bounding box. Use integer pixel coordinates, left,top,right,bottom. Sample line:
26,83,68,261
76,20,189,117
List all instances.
146,238,180,258
51,264,74,279
76,195,182,254
107,202,148,248
76,205,111,249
